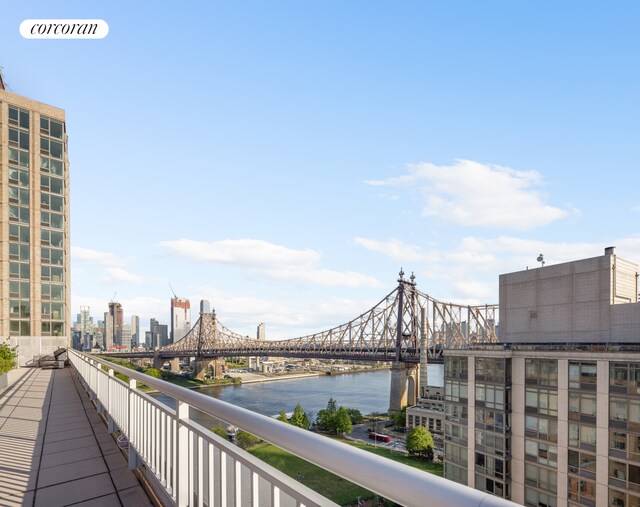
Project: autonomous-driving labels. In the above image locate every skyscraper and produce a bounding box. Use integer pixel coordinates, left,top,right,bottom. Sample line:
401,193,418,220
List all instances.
131,314,139,348
200,299,211,314
170,297,190,344
105,301,122,350
0,77,70,364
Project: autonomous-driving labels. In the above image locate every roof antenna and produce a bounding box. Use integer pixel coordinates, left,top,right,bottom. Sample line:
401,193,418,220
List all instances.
537,254,545,267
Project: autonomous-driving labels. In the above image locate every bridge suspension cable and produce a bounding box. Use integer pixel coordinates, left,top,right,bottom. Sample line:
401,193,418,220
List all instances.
161,272,499,362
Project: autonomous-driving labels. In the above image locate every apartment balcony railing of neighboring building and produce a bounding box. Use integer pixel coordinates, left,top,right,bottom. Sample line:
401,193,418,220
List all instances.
68,350,515,507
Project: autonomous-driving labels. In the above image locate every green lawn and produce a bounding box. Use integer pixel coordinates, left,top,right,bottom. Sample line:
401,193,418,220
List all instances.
249,442,375,505
248,437,443,506
346,439,443,476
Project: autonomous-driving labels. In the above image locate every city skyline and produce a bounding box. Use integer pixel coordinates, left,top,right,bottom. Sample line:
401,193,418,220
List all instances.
2,1,639,339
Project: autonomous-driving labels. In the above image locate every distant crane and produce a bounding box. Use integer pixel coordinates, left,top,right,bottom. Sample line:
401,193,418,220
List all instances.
169,283,177,299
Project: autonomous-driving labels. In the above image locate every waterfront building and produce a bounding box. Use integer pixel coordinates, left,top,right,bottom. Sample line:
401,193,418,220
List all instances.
0,79,70,364
407,386,445,440
443,247,640,506
170,297,190,344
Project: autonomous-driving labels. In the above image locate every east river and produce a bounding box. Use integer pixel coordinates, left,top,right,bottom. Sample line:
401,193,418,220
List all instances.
151,364,444,429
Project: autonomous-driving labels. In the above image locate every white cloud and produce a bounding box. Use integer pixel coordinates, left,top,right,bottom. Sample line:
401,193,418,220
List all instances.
367,159,576,230
100,267,143,283
159,239,320,268
353,237,427,263
72,246,131,266
189,285,378,339
159,238,382,288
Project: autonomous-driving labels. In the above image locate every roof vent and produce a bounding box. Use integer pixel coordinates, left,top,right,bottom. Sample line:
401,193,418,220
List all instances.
605,246,616,256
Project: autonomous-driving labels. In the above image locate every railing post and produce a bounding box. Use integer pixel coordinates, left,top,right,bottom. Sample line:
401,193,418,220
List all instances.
128,378,138,469
89,359,96,400
108,368,116,433
176,401,189,507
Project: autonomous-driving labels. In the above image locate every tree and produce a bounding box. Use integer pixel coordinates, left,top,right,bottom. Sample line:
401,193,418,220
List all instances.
235,430,260,450
277,409,289,423
392,407,407,430
316,397,338,431
289,403,310,429
143,367,163,379
333,407,353,435
0,341,18,375
346,408,363,425
406,426,434,459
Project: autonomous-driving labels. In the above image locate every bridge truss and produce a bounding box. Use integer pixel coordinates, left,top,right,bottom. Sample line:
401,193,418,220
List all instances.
162,271,499,363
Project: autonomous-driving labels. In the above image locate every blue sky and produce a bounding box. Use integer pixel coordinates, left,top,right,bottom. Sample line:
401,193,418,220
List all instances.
2,1,640,338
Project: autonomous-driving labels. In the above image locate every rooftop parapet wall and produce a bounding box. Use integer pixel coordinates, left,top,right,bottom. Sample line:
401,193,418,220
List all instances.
499,249,639,343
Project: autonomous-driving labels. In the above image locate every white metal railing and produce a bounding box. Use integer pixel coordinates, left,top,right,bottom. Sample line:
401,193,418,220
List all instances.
68,349,515,507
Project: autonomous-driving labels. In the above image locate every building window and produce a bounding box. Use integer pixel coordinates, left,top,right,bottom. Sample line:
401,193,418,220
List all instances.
444,462,467,485
476,358,509,383
609,490,640,507
610,398,640,430
9,105,30,129
525,487,557,507
569,423,597,449
474,474,507,498
526,415,558,442
445,380,468,402
476,430,508,457
526,388,558,417
8,127,29,150
568,450,596,476
568,477,595,505
609,461,640,492
8,167,30,187
476,383,506,410
445,442,467,466
476,408,506,432
525,439,557,467
40,116,64,139
40,136,63,159
9,224,30,243
41,156,64,175
445,356,468,379
569,392,597,420
569,362,597,389
525,463,557,493
445,403,468,422
525,359,558,387
40,174,64,195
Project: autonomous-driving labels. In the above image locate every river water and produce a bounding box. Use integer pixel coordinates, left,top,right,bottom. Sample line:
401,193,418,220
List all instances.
151,364,443,429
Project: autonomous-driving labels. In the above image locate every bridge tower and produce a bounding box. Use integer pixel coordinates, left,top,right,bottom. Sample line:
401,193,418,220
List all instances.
388,269,420,413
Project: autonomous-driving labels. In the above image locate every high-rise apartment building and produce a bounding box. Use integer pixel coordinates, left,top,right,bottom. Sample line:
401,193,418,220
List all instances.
0,79,70,364
170,297,190,344
443,247,640,506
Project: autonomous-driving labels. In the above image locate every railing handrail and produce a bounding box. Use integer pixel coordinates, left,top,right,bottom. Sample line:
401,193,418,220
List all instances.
72,350,515,507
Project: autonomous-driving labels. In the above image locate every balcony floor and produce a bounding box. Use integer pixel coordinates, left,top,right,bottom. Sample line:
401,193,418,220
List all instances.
0,366,153,507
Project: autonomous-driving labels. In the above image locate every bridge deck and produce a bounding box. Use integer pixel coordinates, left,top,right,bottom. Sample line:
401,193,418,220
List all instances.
0,366,153,507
